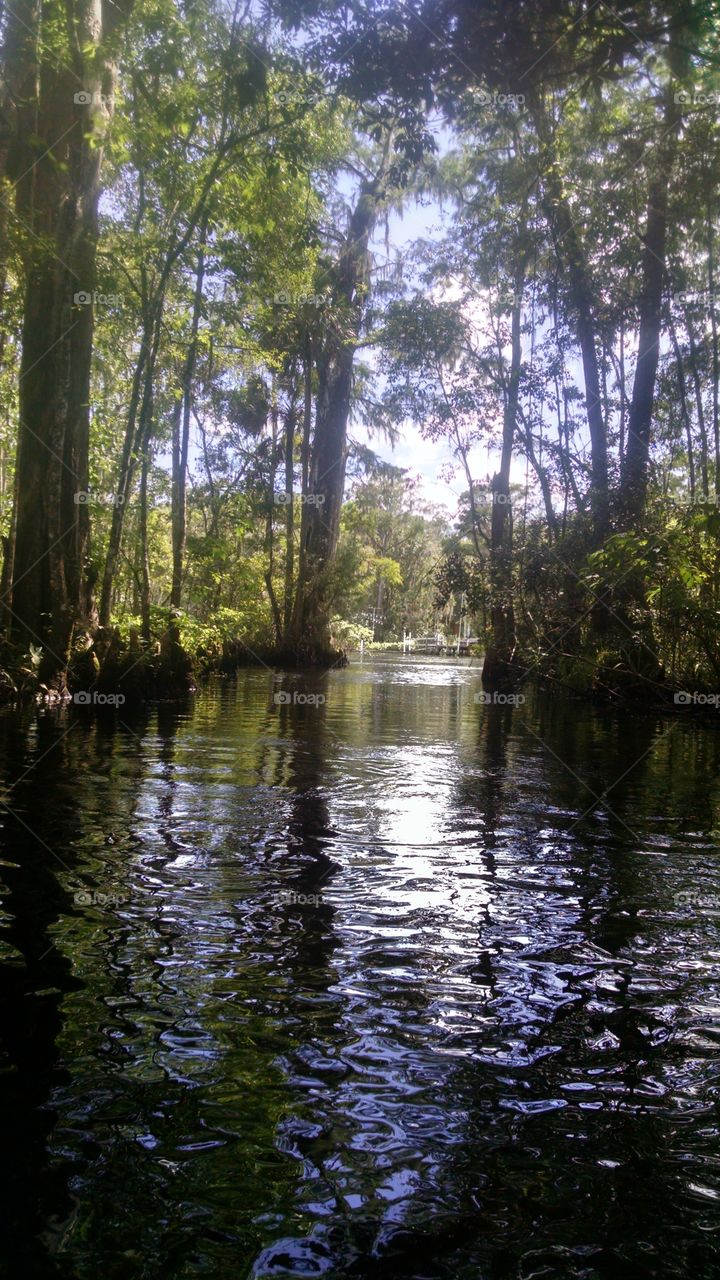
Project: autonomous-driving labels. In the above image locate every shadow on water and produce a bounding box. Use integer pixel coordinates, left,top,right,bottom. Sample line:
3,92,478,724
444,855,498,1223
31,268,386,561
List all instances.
0,710,77,1277
0,705,152,1276
433,697,720,1279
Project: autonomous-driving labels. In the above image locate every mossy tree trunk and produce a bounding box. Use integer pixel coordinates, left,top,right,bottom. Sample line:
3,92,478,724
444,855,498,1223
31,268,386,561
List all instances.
5,0,132,685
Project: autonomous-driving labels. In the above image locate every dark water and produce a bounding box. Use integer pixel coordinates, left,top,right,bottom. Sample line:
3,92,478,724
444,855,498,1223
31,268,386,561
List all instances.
1,656,720,1279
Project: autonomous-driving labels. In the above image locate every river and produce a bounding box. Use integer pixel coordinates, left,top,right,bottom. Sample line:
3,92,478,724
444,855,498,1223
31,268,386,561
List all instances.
1,655,719,1278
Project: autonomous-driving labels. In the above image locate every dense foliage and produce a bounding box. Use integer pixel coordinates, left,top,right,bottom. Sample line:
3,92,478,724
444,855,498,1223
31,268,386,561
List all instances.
0,0,719,700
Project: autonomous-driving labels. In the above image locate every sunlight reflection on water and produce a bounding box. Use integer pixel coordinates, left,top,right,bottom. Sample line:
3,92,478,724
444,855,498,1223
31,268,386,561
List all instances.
0,658,719,1277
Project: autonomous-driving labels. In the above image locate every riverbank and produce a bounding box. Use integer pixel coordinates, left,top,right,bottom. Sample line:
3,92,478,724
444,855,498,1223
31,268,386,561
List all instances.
2,622,719,729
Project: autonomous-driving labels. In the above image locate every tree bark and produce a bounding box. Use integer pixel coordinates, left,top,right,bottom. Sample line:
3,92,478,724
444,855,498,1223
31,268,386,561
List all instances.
99,304,162,624
289,168,388,659
684,308,710,499
7,0,133,683
482,269,524,691
264,397,282,643
707,202,720,502
620,79,683,522
531,95,608,540
669,317,695,501
170,220,207,608
282,390,297,638
138,442,151,644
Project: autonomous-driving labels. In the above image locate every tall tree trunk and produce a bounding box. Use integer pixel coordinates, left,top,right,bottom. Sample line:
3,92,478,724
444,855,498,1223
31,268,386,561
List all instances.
519,412,558,540
170,220,207,609
0,0,39,190
100,84,234,626
289,171,388,660
7,0,132,684
707,202,720,501
131,526,142,616
264,398,282,643
614,34,689,681
618,319,627,464
670,318,695,501
289,334,313,639
282,392,296,638
531,95,608,540
0,461,20,634
685,309,710,499
482,272,524,691
620,79,683,521
138,444,151,644
99,305,161,624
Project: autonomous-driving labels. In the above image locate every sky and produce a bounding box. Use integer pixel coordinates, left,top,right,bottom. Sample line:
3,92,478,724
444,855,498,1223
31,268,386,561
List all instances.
352,189,527,519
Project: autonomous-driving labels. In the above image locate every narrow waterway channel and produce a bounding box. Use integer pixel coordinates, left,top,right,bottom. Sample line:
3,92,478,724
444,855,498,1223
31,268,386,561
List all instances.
1,655,719,1278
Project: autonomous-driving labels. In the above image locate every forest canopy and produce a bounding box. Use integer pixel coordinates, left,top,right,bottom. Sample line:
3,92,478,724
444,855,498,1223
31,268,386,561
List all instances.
0,0,719,702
